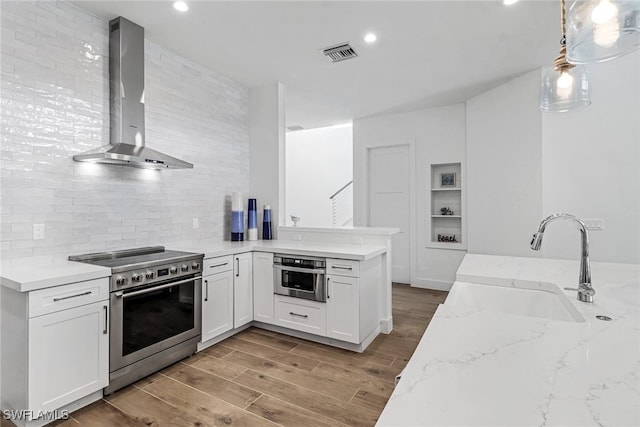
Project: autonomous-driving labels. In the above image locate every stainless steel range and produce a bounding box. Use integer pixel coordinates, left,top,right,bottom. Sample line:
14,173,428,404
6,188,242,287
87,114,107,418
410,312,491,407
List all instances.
69,246,203,394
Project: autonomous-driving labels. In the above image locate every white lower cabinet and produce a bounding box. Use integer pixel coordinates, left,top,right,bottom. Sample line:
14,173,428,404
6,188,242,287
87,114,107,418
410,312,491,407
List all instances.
28,301,109,413
233,252,253,328
326,274,359,343
275,295,326,336
253,252,275,324
201,264,234,342
1,278,109,426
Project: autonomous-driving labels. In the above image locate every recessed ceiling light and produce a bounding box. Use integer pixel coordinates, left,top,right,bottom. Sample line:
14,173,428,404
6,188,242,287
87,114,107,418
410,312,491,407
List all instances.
364,33,377,43
503,0,519,5
173,1,189,12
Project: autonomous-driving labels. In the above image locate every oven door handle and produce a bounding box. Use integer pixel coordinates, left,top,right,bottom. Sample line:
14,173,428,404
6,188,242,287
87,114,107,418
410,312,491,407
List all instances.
273,265,326,275
115,276,202,299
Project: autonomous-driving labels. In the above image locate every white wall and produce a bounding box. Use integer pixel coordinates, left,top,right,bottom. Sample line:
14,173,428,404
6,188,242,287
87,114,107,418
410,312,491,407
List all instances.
354,104,467,289
541,52,640,264
0,1,250,265
467,53,640,264
466,70,543,257
249,82,286,237
285,125,353,227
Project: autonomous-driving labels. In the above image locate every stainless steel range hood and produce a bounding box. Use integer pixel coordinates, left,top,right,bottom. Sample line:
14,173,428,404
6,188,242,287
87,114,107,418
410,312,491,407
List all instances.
73,17,193,169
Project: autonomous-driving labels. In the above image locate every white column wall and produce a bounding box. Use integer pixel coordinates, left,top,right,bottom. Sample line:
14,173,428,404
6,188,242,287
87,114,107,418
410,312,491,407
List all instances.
249,82,286,238
466,70,543,257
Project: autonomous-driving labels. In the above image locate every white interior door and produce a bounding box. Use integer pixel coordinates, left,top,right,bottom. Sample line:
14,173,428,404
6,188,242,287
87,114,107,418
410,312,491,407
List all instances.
368,145,411,284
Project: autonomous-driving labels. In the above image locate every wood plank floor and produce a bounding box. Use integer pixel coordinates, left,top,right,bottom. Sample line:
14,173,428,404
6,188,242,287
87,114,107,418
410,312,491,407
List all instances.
6,284,448,427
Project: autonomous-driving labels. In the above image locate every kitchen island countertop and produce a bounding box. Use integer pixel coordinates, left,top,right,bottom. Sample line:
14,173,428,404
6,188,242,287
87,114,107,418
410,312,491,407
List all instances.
377,254,640,427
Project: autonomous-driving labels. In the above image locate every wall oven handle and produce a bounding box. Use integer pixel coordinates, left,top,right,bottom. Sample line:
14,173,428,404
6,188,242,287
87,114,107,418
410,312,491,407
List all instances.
273,265,326,275
120,276,201,299
289,312,308,319
204,279,209,302
103,305,108,335
53,290,92,302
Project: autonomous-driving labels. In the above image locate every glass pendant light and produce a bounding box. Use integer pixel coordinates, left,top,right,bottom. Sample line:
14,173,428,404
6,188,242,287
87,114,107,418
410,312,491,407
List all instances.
540,0,592,112
566,0,640,64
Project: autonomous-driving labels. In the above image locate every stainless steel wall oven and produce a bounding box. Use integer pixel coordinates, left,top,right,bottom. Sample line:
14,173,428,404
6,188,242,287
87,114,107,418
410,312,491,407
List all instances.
273,254,326,302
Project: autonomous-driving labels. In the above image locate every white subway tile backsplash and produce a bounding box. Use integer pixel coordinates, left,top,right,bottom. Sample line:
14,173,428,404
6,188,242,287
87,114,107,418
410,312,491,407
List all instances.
1,1,250,264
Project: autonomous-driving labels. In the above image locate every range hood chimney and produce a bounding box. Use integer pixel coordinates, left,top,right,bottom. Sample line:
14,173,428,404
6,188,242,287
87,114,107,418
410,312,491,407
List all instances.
73,17,193,169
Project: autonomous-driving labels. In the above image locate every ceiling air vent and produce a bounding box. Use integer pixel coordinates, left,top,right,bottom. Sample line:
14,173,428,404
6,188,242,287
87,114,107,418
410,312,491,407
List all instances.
286,125,304,132
322,43,358,63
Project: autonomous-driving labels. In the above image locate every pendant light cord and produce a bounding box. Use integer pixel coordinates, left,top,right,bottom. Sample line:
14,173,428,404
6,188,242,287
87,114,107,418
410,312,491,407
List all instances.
561,0,567,45
553,0,574,72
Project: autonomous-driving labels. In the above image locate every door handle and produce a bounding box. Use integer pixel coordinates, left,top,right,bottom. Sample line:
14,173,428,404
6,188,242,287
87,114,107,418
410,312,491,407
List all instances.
327,277,331,299
103,305,108,335
236,258,240,277
204,279,209,302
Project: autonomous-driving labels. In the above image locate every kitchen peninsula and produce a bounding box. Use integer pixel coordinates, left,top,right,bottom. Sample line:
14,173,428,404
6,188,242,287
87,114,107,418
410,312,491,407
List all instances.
1,226,397,426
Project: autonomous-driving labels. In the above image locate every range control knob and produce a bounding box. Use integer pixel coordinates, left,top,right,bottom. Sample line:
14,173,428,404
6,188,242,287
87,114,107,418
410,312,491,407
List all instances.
181,264,189,272
132,273,142,282
115,276,127,286
170,266,178,274
191,262,200,270
145,271,154,280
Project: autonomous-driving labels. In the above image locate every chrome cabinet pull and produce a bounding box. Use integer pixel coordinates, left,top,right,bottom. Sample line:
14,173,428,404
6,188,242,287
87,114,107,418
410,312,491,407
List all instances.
332,265,353,271
327,277,331,299
289,312,308,319
210,262,228,269
103,305,108,334
53,290,92,302
204,279,209,302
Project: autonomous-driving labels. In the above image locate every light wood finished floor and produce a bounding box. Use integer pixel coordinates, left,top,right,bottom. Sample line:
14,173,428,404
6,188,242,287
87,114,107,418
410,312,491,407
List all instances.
5,284,447,427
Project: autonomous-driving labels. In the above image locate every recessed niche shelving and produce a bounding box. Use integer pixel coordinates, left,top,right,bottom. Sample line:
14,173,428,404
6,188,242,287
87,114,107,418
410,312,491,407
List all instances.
429,162,465,250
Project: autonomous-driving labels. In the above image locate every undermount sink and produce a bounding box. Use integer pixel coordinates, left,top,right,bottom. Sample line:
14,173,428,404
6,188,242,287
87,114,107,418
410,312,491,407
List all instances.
445,280,586,323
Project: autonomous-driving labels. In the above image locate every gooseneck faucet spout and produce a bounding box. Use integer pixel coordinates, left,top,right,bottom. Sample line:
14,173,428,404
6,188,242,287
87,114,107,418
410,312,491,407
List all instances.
530,213,595,303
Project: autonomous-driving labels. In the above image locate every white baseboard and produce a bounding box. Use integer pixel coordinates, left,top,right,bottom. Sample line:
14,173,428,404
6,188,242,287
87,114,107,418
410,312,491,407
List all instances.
380,316,393,334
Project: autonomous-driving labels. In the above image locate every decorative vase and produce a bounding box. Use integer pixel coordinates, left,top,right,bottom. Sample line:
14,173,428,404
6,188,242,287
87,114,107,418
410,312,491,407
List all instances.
262,205,273,240
248,198,258,241
231,192,244,241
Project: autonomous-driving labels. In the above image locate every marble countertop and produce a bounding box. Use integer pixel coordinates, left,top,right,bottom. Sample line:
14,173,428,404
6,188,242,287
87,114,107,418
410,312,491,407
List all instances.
181,240,386,261
377,254,640,427
1,240,386,292
0,261,111,292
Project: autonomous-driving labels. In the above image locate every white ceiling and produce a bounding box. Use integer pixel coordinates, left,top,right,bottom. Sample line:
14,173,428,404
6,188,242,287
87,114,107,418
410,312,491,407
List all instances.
71,0,560,130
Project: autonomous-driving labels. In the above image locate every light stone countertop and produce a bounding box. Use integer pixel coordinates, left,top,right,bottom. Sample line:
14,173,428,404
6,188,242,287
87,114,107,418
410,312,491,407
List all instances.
180,239,387,261
1,240,386,292
0,261,111,292
377,254,640,427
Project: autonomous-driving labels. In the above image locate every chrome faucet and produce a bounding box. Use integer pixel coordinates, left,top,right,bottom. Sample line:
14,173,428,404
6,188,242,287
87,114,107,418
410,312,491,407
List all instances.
530,213,595,303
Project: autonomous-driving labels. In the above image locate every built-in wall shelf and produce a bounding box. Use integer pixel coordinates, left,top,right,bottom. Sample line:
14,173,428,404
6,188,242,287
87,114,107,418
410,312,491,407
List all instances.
428,162,465,250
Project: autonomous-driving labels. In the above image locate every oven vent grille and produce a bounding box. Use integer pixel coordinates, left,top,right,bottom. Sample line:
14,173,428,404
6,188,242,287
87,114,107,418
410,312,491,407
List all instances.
322,43,358,63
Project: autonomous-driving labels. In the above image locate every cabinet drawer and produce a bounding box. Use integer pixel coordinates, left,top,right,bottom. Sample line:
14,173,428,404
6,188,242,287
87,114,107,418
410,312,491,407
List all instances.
275,295,326,336
29,278,109,318
204,255,233,275
327,259,359,278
